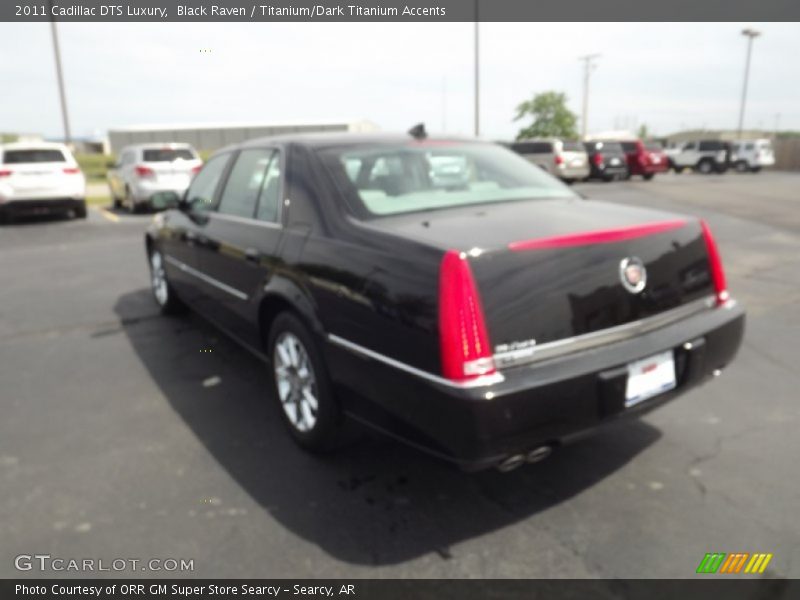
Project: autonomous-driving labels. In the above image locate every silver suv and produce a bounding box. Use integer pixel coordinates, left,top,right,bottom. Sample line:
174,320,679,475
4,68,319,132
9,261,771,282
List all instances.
108,143,202,212
509,138,590,183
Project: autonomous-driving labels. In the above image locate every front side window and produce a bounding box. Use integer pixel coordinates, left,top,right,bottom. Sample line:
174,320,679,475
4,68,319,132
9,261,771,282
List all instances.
185,153,230,212
319,141,576,217
217,149,275,219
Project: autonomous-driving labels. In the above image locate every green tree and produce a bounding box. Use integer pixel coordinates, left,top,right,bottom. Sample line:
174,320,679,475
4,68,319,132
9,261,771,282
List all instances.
514,92,579,140
637,124,650,140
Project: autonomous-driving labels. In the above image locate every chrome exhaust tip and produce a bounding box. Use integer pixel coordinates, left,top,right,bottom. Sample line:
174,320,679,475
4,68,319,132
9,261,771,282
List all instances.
526,445,553,464
497,454,526,473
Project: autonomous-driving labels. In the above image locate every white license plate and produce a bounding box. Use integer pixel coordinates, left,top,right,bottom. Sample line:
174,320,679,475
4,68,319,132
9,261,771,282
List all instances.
625,350,676,407
571,159,584,167
610,158,620,165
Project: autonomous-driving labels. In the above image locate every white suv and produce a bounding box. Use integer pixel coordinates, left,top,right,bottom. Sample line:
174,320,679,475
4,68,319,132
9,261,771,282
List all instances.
0,142,86,222
108,143,202,212
731,139,775,173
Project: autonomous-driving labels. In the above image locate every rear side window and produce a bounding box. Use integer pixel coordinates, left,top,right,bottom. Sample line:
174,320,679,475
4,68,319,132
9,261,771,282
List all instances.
562,141,584,152
142,148,196,162
699,141,722,151
2,149,66,163
217,149,275,219
185,153,230,212
511,142,553,154
256,153,281,223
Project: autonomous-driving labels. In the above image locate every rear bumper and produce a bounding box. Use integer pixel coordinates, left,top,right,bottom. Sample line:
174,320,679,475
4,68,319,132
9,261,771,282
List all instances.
0,197,85,217
131,182,189,204
556,165,590,180
327,300,745,471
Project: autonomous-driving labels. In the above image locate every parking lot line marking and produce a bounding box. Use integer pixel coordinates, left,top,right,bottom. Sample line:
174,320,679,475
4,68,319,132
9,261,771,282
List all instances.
95,207,120,223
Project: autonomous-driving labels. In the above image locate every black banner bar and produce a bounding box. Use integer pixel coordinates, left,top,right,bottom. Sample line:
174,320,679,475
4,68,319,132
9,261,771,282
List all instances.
2,579,798,600
3,0,800,23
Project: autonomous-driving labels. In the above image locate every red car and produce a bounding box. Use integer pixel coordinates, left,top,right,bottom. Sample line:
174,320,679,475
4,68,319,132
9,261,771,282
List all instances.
620,140,669,180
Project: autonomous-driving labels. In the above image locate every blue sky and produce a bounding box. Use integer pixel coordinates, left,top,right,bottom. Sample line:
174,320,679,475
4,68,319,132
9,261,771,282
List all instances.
1,22,798,140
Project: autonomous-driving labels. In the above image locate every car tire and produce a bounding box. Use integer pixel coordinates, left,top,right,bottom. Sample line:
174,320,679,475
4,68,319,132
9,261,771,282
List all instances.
148,248,186,315
643,173,655,181
750,166,762,174
734,161,749,173
74,201,87,219
696,159,714,174
267,312,343,453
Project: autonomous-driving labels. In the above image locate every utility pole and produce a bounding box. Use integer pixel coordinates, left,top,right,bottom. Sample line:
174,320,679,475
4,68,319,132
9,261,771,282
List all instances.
737,28,761,140
49,3,72,146
474,10,480,137
441,76,447,133
579,54,600,140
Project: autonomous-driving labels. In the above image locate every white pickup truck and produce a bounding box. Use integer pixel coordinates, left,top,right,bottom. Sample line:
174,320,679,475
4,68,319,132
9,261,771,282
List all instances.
665,139,733,174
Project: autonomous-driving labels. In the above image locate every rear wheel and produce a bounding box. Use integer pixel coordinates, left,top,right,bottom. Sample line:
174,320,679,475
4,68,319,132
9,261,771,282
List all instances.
148,249,185,315
696,159,714,174
643,173,655,181
750,166,762,173
74,201,87,219
267,312,342,452
734,160,749,173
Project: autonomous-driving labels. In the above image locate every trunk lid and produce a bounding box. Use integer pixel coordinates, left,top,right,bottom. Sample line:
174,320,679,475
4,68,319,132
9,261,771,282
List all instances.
369,198,715,356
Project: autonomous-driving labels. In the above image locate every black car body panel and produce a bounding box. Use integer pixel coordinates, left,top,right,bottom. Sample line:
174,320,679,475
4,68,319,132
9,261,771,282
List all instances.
584,140,629,180
146,133,745,470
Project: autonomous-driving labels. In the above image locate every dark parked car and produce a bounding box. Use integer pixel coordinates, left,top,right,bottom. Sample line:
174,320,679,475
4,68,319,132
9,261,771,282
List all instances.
583,140,629,181
619,140,670,180
145,132,744,472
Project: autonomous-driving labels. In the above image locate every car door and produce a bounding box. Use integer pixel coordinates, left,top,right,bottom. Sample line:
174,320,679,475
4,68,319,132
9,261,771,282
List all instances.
160,152,232,306
194,147,285,346
680,141,698,166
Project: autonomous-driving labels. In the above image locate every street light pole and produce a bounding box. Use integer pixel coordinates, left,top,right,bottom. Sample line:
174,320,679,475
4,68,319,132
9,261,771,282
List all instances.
579,54,600,140
48,4,72,146
737,28,761,140
474,16,480,137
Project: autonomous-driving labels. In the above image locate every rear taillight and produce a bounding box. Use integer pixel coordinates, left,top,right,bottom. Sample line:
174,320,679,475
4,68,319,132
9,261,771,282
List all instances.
135,165,155,178
0,169,12,177
438,250,495,382
554,154,564,166
63,167,81,175
191,164,203,175
700,220,729,306
592,153,604,167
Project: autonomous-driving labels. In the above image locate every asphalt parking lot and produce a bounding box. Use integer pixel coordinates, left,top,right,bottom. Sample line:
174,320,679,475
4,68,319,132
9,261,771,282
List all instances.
1,171,799,579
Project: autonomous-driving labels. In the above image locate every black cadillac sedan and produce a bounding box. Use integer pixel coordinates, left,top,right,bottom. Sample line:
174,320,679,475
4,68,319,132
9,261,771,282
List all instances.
145,132,745,472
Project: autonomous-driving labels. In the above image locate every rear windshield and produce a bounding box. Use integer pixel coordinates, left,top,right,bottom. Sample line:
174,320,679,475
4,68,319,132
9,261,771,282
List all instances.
2,149,66,163
319,142,576,217
562,141,584,152
142,148,196,162
644,141,663,151
587,141,623,153
510,141,552,154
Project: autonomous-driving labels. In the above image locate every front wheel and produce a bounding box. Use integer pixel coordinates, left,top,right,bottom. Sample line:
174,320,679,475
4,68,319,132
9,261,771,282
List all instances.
642,173,655,181
148,249,185,315
267,312,342,452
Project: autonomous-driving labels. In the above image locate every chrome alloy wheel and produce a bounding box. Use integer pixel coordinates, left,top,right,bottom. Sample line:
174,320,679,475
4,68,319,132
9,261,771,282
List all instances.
273,332,319,432
150,251,168,306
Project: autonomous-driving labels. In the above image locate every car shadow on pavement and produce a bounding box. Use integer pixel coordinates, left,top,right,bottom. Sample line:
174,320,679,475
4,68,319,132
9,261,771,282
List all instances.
115,288,662,567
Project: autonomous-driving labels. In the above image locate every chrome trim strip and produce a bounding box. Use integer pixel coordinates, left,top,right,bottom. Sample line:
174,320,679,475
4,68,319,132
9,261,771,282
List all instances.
164,255,248,301
493,295,716,369
327,334,505,389
210,211,283,230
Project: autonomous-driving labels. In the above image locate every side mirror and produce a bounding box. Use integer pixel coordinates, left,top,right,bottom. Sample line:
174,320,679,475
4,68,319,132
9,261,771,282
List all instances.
151,191,182,211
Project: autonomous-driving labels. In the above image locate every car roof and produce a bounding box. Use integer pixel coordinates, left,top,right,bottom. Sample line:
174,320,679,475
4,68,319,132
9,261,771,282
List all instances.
235,131,481,151
0,141,71,151
122,143,197,151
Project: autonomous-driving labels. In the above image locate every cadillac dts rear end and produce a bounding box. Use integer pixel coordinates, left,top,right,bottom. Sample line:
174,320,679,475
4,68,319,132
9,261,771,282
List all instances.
390,216,743,472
